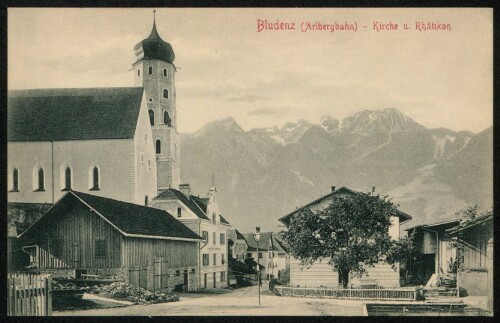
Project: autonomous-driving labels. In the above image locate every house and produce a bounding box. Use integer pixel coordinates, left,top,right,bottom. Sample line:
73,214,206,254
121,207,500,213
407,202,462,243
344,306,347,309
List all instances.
243,232,290,280
150,184,231,289
404,219,461,286
227,228,247,261
446,211,493,296
279,186,412,288
18,190,203,292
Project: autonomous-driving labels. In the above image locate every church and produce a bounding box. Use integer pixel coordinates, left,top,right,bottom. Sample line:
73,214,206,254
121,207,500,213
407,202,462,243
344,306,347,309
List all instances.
8,17,180,206
8,15,229,290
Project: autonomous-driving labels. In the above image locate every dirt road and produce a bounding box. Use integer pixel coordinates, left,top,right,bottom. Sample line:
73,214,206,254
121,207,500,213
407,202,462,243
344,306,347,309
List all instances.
54,285,365,316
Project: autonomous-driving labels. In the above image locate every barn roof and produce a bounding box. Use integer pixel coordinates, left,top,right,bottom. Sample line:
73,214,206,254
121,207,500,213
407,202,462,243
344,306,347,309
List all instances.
19,191,203,242
8,87,144,141
278,186,412,225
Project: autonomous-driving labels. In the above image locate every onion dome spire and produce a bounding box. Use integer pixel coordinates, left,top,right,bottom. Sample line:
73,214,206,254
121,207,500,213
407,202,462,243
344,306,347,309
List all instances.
134,10,175,63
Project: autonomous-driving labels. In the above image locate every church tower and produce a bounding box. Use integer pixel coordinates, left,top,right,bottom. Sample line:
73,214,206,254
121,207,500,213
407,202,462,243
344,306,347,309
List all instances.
133,14,180,191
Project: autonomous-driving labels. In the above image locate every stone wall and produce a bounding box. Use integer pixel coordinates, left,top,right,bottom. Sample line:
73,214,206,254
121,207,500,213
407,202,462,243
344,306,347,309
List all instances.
458,270,487,296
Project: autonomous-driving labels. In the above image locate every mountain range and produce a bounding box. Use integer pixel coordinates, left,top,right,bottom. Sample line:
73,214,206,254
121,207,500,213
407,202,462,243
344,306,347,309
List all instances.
180,108,492,232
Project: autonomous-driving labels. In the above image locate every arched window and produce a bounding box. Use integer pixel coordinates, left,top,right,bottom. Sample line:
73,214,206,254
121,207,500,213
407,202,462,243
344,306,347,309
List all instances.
155,139,161,154
177,207,182,218
37,168,45,191
148,110,154,126
145,195,149,206
12,168,19,192
148,66,153,75
64,167,72,190
163,68,168,77
212,213,216,224
164,111,171,126
163,89,169,99
91,166,100,190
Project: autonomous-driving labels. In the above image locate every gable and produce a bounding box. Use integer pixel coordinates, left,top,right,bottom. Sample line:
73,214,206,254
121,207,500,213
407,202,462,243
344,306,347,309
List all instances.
8,87,144,141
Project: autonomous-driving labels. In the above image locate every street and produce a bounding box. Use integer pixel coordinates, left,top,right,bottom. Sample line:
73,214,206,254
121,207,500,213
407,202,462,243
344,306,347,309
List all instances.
54,285,365,316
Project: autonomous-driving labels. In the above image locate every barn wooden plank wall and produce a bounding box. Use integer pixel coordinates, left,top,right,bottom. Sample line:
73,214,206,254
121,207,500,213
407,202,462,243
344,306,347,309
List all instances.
122,238,198,268
22,202,122,269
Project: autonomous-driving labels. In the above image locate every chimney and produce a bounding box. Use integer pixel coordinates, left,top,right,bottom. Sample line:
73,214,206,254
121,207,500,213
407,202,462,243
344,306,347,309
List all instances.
179,183,191,197
331,186,336,192
372,186,376,195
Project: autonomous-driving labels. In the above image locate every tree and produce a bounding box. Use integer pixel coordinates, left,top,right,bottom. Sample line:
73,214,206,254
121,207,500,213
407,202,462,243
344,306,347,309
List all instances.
284,193,411,288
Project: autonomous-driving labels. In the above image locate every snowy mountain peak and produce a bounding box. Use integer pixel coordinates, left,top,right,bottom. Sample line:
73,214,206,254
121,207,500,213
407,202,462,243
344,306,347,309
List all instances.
340,108,422,134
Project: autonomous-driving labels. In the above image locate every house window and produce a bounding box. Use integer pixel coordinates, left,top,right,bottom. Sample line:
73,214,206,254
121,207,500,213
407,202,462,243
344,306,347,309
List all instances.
246,253,252,258
202,254,209,266
63,167,72,190
213,232,216,245
222,254,225,265
149,66,153,75
51,238,63,258
163,89,169,99
35,167,45,191
220,233,226,245
202,231,208,241
145,195,149,206
213,254,217,266
163,68,168,77
11,168,19,192
91,166,100,190
94,238,107,257
258,252,263,258
220,271,226,282
148,110,154,126
156,140,161,154
164,111,171,126
177,207,182,218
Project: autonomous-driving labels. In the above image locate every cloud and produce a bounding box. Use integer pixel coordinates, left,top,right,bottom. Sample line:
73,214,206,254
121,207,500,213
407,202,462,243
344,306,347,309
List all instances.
247,108,283,116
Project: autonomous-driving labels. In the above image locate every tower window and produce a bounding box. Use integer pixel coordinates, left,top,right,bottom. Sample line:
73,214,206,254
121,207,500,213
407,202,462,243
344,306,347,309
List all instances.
164,111,171,126
11,168,19,192
144,134,148,145
35,168,45,192
155,139,161,154
163,89,169,99
145,195,149,206
141,153,144,164
63,167,72,190
148,110,154,126
148,159,151,170
90,166,100,190
149,98,153,102
177,207,182,218
138,69,140,77
148,66,153,75
163,68,168,77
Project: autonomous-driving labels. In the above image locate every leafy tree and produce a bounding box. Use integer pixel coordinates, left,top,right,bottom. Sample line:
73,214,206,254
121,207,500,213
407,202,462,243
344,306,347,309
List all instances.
284,193,412,288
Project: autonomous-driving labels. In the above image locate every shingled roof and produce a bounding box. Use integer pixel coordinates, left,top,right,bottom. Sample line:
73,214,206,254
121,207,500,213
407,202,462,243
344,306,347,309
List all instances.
19,191,203,241
155,188,209,220
279,186,412,225
8,87,144,141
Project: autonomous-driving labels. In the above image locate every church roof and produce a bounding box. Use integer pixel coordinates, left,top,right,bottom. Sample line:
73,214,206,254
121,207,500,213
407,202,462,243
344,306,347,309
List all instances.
19,191,203,241
8,87,144,142
134,20,175,64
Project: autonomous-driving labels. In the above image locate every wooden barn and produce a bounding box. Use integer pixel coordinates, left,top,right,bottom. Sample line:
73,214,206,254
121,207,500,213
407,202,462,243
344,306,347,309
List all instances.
17,190,203,291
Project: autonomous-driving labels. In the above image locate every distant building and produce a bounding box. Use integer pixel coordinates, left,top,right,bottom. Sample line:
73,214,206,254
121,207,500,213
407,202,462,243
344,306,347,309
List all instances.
18,191,203,291
242,232,289,280
227,228,247,261
446,211,493,296
150,184,230,289
279,186,412,288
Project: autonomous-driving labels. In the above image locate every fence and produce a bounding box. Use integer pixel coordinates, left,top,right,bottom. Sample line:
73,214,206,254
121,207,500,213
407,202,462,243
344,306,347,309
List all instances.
275,286,418,301
7,273,52,316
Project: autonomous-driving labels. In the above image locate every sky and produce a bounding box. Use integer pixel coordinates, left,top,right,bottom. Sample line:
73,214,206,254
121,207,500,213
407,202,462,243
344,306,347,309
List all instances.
8,8,493,134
